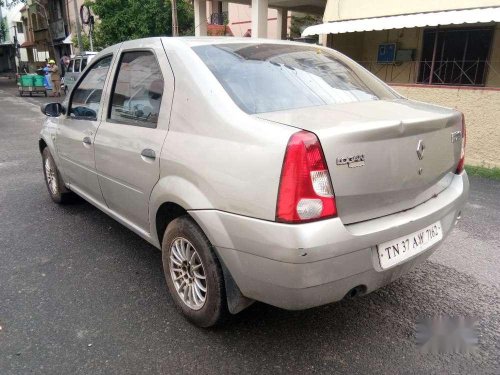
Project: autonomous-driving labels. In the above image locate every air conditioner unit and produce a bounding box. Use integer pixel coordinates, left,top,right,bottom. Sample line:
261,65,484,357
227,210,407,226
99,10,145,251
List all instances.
395,49,415,62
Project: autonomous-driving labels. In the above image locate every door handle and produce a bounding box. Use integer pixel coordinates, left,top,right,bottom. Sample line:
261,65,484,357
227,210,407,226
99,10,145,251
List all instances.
82,136,92,145
141,149,156,160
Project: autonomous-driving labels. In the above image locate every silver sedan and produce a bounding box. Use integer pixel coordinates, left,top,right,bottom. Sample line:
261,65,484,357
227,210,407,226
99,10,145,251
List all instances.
39,37,469,327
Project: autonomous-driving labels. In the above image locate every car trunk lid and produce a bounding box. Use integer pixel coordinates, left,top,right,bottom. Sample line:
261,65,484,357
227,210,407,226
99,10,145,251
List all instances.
257,99,463,224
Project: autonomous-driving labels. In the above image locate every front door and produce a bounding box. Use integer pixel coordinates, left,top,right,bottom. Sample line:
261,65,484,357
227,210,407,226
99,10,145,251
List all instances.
56,55,113,204
94,44,174,231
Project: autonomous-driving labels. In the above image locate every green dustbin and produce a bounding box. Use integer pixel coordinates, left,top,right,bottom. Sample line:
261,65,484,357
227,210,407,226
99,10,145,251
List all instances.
33,75,45,87
20,75,34,87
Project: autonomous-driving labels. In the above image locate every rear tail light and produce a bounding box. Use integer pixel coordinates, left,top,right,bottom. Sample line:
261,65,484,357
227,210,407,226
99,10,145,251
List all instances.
276,131,337,223
455,114,466,174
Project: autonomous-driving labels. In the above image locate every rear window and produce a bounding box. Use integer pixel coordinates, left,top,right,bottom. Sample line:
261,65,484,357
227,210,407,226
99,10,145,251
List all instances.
193,43,398,114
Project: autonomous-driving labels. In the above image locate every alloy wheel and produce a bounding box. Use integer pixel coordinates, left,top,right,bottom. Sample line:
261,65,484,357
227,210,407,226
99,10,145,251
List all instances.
169,237,207,310
44,157,58,196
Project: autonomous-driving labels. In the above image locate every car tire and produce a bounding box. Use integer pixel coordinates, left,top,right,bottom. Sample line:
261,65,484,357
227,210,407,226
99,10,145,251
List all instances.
42,148,72,204
162,215,228,327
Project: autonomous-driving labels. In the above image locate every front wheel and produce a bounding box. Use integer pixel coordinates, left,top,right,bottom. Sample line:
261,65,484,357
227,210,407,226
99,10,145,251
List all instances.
162,216,228,327
42,148,71,203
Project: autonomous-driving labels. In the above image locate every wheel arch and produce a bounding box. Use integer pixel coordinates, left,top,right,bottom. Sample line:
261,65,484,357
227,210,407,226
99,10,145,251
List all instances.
150,177,254,314
155,201,188,248
154,200,254,315
149,175,214,245
38,134,63,177
38,127,58,160
39,138,48,154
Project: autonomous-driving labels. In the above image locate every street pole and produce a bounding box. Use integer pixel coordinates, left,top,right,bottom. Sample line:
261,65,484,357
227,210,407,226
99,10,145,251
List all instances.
11,26,19,73
89,16,94,52
171,0,179,36
72,0,84,53
89,29,93,51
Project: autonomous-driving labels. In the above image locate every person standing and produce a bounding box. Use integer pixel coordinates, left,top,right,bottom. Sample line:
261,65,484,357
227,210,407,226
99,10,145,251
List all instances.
60,55,70,77
48,60,61,97
42,61,52,90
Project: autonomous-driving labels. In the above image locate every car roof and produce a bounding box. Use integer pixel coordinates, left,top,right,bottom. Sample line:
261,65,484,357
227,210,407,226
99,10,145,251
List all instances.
86,37,322,63
166,36,319,48
71,52,98,59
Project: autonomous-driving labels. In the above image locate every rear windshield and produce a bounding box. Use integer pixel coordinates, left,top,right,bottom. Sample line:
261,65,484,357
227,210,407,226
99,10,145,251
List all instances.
193,43,398,114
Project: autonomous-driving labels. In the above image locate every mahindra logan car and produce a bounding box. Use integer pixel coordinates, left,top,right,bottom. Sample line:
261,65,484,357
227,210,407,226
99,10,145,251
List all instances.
39,37,469,327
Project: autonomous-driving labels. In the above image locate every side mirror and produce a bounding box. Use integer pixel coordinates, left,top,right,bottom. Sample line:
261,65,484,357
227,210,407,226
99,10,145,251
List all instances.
41,102,64,117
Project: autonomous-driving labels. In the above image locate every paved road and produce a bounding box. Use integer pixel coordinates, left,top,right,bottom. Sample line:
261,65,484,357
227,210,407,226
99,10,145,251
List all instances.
1,78,499,374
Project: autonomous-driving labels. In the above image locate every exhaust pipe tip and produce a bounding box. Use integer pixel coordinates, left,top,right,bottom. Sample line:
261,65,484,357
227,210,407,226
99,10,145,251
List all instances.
344,285,367,300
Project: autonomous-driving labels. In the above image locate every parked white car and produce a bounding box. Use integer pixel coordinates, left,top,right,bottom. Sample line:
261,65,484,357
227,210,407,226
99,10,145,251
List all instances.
63,52,97,95
39,37,469,327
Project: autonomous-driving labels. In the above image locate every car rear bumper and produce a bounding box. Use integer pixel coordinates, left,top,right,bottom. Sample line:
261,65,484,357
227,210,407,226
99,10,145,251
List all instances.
190,172,469,310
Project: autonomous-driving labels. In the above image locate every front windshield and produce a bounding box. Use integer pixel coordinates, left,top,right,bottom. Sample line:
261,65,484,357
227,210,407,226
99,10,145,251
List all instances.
193,43,398,114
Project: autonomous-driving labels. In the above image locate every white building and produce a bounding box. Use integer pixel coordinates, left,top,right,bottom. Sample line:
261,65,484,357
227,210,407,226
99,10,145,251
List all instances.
227,3,291,39
0,2,27,73
196,0,325,39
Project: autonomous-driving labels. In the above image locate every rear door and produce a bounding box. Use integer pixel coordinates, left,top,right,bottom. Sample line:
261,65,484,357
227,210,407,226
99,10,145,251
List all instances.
74,58,82,73
93,40,174,231
65,58,78,93
56,55,113,204
81,57,88,71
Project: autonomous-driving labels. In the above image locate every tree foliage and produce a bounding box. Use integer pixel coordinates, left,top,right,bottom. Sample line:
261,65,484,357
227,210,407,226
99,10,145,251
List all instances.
72,31,96,52
88,0,194,48
2,0,26,7
289,14,322,39
0,18,7,42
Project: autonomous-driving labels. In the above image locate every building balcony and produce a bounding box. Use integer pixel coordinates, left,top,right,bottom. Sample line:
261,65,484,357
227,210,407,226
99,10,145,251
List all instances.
210,11,228,25
33,28,49,42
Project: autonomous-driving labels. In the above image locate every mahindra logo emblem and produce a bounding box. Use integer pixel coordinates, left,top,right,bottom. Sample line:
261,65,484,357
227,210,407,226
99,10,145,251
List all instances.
416,140,425,160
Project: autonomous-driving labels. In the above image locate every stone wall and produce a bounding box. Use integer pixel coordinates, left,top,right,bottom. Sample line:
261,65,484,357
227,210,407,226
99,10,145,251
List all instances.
392,84,500,168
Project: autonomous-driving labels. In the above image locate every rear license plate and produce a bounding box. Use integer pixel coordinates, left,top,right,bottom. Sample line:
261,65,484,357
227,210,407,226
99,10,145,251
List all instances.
377,221,443,269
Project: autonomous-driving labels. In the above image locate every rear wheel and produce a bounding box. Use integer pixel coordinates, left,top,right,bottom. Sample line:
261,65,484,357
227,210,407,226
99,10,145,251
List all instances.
42,148,72,203
162,216,228,327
